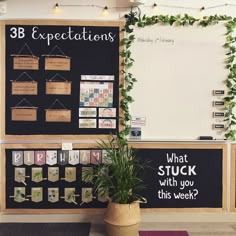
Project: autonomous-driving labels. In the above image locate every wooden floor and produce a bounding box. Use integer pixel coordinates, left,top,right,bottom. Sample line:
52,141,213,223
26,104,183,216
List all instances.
89,222,236,236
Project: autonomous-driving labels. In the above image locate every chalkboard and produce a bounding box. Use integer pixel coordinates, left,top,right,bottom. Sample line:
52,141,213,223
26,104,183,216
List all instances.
129,23,228,140
131,143,227,210
4,21,122,137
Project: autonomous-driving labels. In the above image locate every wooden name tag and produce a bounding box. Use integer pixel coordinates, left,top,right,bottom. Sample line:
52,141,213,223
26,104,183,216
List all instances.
11,108,37,121
46,109,71,122
46,81,71,95
12,81,38,95
45,57,70,71
13,56,39,70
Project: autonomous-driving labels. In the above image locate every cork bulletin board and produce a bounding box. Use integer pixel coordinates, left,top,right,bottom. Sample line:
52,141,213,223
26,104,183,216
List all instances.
1,20,124,140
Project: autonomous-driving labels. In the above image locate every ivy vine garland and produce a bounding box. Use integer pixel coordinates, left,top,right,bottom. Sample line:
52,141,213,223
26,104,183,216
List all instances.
120,13,236,140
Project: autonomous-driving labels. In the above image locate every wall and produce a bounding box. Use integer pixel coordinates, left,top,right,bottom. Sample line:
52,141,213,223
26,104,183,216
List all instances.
0,0,236,222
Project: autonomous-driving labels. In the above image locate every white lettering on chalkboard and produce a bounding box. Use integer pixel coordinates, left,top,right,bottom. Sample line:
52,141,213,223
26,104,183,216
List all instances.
157,152,199,200
31,26,116,46
10,27,25,39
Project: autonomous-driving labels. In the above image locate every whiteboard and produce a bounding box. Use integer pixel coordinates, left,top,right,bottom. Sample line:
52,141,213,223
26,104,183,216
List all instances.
129,23,228,140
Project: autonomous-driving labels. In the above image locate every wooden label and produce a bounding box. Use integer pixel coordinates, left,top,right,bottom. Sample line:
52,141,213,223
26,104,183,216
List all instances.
11,108,37,121
45,109,71,122
45,57,70,71
12,81,38,95
13,56,39,70
46,82,71,95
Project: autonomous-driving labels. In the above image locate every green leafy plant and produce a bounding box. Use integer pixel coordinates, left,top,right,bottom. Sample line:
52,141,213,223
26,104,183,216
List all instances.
83,135,147,204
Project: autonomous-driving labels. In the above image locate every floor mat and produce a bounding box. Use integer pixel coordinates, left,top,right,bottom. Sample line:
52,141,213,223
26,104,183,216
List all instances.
0,222,91,236
139,231,189,236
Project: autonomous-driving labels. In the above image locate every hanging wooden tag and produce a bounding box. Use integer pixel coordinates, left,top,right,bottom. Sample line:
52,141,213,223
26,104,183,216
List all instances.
45,57,70,71
31,187,43,203
12,81,38,95
45,109,71,122
46,81,71,95
11,98,38,121
13,56,39,70
11,108,37,121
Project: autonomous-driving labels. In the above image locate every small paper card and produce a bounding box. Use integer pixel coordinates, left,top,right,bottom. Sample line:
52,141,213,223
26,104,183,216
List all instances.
32,167,43,183
11,108,37,121
102,150,111,164
98,191,109,203
81,188,93,203
13,56,39,70
80,150,91,164
15,167,26,184
79,119,96,128
79,108,97,117
69,150,80,165
82,167,93,183
12,151,23,166
48,188,59,203
64,167,76,182
46,81,71,95
64,188,77,204
90,150,102,164
99,108,116,117
12,81,38,95
31,187,43,203
46,150,57,165
45,57,70,71
81,75,114,81
99,119,116,129
13,187,26,203
34,150,46,166
46,109,71,122
24,151,34,166
48,167,59,182
58,150,69,165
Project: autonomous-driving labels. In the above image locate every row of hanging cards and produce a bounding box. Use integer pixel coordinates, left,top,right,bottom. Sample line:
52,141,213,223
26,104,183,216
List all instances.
14,166,96,184
12,149,109,166
9,187,108,205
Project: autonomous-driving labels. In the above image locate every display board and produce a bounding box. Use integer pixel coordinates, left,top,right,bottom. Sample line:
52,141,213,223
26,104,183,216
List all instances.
131,142,227,211
1,142,227,213
129,23,228,140
2,20,123,139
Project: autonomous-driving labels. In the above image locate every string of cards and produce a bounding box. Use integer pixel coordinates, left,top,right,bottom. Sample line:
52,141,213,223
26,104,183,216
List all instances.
10,44,117,129
9,149,109,205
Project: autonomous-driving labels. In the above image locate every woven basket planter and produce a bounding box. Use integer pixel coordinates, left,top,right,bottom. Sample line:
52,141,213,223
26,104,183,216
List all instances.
104,201,141,236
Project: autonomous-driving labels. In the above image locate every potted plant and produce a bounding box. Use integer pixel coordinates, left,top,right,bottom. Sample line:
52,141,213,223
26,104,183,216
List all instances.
83,134,147,236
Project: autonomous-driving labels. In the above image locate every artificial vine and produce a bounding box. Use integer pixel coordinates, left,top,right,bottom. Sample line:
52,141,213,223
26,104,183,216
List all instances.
120,12,236,140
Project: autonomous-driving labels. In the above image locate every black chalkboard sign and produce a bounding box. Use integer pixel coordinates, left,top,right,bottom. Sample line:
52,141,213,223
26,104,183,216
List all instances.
5,22,121,135
136,148,223,208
